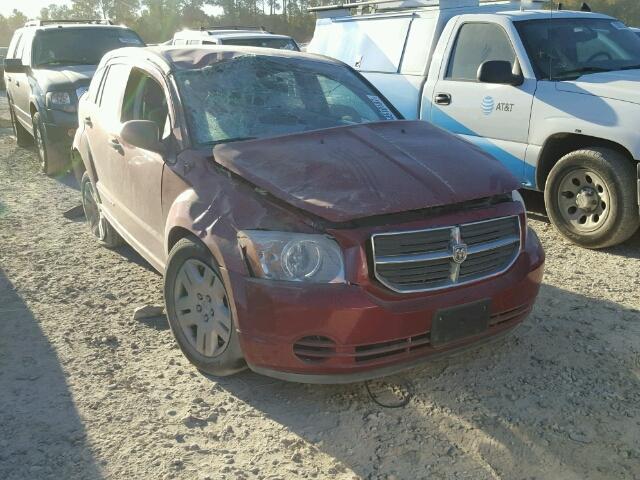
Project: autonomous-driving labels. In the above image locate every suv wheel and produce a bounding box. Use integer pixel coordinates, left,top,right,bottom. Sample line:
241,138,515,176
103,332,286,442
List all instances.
80,172,123,248
9,103,32,147
544,148,640,249
32,112,54,175
164,238,246,377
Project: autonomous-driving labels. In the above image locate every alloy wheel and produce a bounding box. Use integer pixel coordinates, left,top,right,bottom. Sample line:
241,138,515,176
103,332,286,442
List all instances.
82,180,104,240
33,120,46,170
173,259,232,358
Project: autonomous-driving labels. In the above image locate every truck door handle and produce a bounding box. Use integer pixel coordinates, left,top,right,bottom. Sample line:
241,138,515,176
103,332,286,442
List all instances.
109,137,124,155
435,93,451,105
84,116,93,127
15,81,20,87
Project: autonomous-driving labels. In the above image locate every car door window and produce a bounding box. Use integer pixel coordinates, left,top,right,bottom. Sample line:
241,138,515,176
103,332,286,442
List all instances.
446,23,516,81
121,69,170,139
98,64,131,126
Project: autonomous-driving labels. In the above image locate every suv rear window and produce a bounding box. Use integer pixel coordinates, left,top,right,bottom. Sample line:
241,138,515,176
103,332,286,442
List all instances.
33,28,143,67
220,37,299,51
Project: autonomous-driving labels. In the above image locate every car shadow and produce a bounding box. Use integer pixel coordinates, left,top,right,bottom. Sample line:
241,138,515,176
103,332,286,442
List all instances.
0,269,104,479
209,284,639,478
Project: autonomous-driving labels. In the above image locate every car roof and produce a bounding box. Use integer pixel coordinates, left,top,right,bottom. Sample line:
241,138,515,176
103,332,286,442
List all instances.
23,23,134,31
103,45,344,73
173,29,293,40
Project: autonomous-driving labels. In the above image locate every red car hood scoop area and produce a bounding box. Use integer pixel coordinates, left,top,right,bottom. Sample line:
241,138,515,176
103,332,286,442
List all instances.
212,121,518,223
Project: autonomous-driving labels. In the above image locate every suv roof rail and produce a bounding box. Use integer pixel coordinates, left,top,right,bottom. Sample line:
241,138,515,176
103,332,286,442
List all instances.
197,25,268,32
308,0,550,15
24,19,115,27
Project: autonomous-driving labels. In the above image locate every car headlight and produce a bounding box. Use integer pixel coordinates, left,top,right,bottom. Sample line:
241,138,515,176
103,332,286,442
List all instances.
238,231,345,283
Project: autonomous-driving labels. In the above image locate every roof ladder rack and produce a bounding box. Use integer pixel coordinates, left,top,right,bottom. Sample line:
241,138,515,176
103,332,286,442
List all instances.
24,19,115,27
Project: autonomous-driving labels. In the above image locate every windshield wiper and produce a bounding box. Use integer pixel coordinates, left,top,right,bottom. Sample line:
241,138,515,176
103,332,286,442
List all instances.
619,64,640,71
37,60,94,66
207,136,257,146
556,66,612,79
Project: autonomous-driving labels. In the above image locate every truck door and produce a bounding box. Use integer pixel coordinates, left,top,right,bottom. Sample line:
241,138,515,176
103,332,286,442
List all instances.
428,21,536,184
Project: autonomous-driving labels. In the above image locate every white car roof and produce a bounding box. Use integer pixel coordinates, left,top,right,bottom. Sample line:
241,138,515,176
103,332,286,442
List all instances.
173,30,293,41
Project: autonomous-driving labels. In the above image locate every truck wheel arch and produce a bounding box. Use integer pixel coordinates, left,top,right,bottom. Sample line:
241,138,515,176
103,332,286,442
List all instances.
537,133,635,190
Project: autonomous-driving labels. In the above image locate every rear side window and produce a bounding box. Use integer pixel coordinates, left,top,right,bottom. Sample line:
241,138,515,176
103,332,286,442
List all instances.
88,66,107,103
7,32,23,59
186,40,201,45
98,64,131,124
446,23,516,81
174,39,186,46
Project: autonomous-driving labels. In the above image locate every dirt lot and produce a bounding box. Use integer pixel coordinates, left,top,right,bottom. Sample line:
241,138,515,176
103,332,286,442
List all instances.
0,93,639,480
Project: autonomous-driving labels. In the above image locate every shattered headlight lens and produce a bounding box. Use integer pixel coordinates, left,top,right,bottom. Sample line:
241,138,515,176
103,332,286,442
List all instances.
238,231,345,283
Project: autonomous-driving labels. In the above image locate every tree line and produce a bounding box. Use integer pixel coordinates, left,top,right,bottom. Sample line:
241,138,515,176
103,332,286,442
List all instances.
0,0,318,46
1,0,640,47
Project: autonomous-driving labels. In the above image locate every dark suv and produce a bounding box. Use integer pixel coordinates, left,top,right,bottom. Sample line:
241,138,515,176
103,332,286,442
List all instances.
3,20,144,175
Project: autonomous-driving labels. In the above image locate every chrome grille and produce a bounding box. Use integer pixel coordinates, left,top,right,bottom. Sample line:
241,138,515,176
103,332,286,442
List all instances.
371,216,521,293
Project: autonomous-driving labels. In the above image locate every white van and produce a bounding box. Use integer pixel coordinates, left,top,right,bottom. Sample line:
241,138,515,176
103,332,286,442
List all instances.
309,0,640,248
171,26,300,51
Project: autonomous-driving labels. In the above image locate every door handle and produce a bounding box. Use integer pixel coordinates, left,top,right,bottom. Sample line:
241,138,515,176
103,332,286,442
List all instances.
84,116,93,127
15,81,20,87
434,93,452,105
109,137,124,155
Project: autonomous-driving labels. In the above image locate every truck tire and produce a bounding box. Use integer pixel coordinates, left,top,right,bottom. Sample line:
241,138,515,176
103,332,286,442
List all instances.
80,172,123,249
9,104,32,147
544,148,639,249
164,238,246,377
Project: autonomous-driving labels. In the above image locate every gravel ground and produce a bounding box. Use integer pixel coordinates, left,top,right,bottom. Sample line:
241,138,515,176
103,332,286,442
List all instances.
0,93,639,480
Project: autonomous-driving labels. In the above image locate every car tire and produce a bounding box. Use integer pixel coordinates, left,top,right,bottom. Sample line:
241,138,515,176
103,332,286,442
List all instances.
544,148,639,249
80,172,123,248
9,103,32,147
164,238,246,377
32,111,56,175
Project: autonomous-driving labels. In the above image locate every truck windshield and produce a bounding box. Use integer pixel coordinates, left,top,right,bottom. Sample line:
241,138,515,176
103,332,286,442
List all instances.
219,37,299,51
516,18,640,80
174,54,398,145
33,28,144,67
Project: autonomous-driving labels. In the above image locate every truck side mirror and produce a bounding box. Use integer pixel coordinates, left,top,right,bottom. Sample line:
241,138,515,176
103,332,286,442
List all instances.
477,60,524,87
3,58,27,74
120,120,165,153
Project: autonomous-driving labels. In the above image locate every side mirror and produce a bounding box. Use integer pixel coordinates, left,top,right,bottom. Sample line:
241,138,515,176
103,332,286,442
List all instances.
3,58,27,74
477,60,524,86
120,120,164,153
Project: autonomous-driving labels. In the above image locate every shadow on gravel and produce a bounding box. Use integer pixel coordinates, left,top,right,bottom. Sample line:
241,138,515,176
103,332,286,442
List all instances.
213,284,640,479
0,270,104,480
114,244,157,273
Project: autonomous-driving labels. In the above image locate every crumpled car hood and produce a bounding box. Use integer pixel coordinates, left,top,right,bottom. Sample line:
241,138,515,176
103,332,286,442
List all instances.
556,69,640,105
212,120,518,223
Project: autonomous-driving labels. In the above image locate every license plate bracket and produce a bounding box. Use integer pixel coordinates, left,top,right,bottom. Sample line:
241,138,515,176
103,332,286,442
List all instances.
431,299,491,347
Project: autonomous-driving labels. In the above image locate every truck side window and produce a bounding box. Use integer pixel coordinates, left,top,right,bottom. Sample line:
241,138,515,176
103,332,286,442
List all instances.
7,32,22,59
446,23,515,81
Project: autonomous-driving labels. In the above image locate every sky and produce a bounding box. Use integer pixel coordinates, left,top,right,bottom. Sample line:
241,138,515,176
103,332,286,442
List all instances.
1,0,72,19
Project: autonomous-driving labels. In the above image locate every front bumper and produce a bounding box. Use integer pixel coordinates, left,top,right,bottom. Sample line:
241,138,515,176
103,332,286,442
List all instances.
232,227,545,383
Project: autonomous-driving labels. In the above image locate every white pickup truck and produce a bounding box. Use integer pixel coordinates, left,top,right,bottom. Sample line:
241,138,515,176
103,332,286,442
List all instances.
308,0,640,248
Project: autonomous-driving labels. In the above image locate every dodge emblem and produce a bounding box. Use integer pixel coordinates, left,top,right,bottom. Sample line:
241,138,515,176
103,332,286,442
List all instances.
452,243,468,264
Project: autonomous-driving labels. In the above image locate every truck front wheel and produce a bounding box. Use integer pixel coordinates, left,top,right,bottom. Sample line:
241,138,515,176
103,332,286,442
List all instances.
544,148,639,249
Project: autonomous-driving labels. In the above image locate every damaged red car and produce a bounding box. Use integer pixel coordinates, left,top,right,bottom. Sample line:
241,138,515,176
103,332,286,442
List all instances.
73,46,544,383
